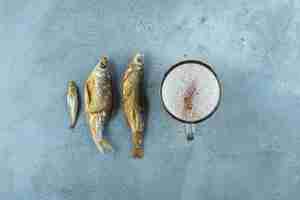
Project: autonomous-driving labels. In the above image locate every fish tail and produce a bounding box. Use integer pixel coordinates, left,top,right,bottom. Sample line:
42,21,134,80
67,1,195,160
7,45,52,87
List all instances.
94,138,113,153
132,146,144,159
132,131,144,158
69,123,75,129
69,115,77,129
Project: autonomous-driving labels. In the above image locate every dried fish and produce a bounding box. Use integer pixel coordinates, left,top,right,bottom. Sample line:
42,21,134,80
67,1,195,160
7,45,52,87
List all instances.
122,53,145,158
84,56,113,153
67,80,79,129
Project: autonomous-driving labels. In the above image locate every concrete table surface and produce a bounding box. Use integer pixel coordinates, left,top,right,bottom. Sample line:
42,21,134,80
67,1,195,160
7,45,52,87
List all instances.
1,0,300,199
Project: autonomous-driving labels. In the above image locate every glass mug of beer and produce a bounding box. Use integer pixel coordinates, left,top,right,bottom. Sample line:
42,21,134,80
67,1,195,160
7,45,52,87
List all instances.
161,60,222,141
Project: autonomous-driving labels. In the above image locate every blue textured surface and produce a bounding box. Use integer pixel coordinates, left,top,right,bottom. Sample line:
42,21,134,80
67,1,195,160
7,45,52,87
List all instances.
1,0,300,199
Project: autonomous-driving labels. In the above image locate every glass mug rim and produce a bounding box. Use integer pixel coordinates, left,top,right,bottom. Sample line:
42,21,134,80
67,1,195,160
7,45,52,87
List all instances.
160,59,222,124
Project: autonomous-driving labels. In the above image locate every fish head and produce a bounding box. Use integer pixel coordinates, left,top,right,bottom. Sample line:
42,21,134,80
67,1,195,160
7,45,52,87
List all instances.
130,53,144,71
68,80,77,94
95,56,110,74
99,56,109,69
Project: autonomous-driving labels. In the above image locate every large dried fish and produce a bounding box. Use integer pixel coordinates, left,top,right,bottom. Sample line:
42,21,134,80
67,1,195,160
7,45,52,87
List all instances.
84,56,113,153
67,80,79,128
122,53,145,158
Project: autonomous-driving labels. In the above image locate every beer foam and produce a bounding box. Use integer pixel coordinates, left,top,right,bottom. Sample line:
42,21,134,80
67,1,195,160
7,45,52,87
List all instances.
162,62,220,122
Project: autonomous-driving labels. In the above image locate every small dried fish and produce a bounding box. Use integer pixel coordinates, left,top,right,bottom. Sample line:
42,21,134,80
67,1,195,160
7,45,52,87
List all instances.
84,56,113,153
67,80,79,129
122,53,145,158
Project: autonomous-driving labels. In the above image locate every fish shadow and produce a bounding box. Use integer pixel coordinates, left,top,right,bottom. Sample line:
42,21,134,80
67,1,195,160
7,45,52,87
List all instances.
75,86,82,129
109,59,121,119
142,52,152,143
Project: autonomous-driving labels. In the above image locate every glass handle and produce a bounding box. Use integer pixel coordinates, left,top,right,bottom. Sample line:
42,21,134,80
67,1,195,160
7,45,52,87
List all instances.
184,123,195,141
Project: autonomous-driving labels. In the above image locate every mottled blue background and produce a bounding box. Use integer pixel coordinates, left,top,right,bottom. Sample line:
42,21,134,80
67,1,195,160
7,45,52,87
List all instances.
1,0,300,199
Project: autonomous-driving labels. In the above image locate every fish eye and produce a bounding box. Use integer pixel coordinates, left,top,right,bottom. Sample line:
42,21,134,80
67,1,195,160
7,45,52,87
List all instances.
137,56,144,64
100,61,107,68
99,57,108,68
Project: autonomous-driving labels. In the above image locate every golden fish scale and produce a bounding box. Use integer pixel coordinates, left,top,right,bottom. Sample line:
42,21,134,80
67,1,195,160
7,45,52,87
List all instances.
85,73,112,137
85,75,112,114
122,70,144,133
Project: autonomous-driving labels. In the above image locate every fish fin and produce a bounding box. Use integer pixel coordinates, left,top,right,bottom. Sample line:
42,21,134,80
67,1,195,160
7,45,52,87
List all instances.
131,131,144,158
122,69,130,82
84,81,91,111
94,138,113,153
132,147,144,159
